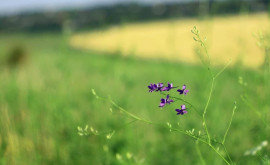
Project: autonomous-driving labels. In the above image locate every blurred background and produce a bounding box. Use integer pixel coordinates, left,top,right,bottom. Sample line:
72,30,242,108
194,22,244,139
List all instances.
0,0,270,164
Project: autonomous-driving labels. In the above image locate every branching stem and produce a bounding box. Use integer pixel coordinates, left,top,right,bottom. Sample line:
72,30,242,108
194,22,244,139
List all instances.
93,90,231,165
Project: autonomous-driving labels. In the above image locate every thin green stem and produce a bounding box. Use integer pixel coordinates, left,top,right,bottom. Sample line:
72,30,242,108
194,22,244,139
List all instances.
202,41,211,65
196,141,206,165
209,144,231,165
222,144,233,164
117,120,138,131
222,102,236,144
192,26,213,145
214,60,232,79
194,30,213,77
110,99,153,124
93,120,138,136
203,79,214,144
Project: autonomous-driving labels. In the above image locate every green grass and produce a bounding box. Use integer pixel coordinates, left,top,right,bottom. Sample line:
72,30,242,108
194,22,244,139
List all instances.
0,32,269,165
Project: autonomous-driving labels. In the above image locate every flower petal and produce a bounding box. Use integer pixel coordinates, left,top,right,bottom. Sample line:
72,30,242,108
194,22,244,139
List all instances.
159,102,165,107
181,104,186,110
167,99,174,104
177,89,183,94
184,89,189,95
182,85,186,90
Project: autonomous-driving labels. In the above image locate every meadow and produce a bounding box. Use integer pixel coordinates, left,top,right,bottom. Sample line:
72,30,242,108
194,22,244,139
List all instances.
70,13,270,68
0,14,269,165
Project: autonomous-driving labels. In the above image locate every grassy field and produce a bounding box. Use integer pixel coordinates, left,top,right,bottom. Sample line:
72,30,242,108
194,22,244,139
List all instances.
70,13,270,68
0,20,269,164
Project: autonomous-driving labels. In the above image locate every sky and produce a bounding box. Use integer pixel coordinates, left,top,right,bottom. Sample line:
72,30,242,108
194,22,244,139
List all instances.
0,0,187,15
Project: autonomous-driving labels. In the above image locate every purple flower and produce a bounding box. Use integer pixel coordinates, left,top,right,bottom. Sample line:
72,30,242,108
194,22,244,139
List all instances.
148,83,157,92
156,83,164,92
148,82,176,92
177,84,189,95
161,82,174,91
159,94,174,107
176,105,187,115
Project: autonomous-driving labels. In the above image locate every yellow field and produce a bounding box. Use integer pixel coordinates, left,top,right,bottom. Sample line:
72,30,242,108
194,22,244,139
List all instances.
70,13,270,68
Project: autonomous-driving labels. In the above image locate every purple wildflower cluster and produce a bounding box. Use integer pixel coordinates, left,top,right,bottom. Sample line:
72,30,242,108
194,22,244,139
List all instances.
148,82,189,115
148,82,174,92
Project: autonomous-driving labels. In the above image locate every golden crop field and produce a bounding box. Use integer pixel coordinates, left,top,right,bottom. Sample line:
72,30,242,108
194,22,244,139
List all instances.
70,13,270,68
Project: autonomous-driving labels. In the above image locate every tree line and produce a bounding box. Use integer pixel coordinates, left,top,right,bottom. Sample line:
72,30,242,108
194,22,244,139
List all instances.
0,0,269,33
